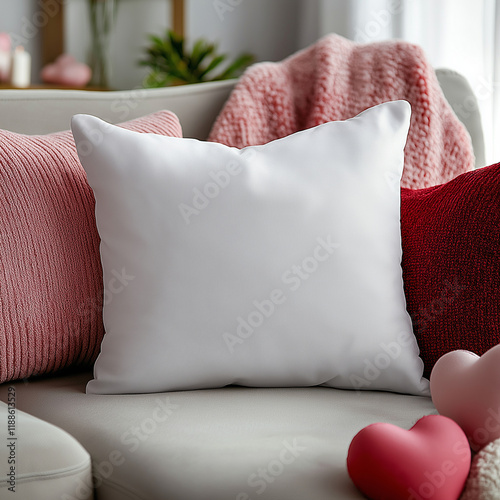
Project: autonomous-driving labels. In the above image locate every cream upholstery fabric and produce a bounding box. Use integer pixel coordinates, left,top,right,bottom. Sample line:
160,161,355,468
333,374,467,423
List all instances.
0,373,435,500
0,399,92,499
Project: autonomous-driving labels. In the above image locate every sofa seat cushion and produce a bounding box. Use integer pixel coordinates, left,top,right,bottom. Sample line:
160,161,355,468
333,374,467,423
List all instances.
0,398,92,499
1,373,435,500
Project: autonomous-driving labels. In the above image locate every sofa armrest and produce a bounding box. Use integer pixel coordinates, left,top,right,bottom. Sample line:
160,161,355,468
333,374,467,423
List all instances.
0,398,93,500
436,68,486,168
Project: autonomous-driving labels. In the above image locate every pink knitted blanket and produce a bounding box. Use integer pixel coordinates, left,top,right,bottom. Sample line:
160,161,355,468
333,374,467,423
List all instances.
209,35,474,188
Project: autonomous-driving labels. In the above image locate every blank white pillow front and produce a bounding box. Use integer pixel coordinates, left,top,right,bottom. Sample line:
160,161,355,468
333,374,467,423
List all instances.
72,100,429,396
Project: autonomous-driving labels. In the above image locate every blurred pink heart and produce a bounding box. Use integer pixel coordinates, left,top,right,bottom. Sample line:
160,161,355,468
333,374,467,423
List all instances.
347,415,471,500
41,54,92,87
430,344,500,451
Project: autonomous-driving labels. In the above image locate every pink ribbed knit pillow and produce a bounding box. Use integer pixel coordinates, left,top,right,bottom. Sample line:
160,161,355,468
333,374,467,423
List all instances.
0,111,182,383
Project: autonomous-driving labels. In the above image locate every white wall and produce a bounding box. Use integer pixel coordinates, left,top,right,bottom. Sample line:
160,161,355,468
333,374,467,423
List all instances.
187,0,302,68
0,0,304,89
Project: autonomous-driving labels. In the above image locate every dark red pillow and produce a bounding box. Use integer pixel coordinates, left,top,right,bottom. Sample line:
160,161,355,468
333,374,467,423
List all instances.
401,162,500,377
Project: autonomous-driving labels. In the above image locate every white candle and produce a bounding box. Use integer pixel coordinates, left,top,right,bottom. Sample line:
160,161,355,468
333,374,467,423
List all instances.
11,46,31,88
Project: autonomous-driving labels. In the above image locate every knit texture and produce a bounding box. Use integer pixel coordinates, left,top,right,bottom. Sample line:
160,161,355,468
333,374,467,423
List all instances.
401,162,500,377
461,438,500,500
209,34,474,188
0,110,182,383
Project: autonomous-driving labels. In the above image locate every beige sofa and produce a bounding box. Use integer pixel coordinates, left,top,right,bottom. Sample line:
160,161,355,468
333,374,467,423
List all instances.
0,71,484,500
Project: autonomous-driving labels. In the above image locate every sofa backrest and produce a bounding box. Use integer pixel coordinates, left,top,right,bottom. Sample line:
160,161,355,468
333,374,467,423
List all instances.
0,79,236,140
0,69,485,166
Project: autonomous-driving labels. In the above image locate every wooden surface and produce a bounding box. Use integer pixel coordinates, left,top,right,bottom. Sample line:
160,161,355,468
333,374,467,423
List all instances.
172,0,185,37
0,83,109,91
40,0,65,66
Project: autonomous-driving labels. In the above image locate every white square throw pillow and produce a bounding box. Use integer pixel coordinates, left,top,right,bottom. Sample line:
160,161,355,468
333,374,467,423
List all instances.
72,101,429,396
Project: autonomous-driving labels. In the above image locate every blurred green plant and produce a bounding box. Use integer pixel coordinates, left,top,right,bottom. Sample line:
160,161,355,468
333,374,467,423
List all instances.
140,30,254,87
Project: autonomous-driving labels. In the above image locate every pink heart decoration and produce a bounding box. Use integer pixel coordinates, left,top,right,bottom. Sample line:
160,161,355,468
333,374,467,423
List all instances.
430,344,500,451
347,415,470,500
41,54,92,88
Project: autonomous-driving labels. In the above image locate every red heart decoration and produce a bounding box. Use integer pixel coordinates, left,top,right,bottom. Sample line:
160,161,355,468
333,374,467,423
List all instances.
430,345,500,451
347,415,470,500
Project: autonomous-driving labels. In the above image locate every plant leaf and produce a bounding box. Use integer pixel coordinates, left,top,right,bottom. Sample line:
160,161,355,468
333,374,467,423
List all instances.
141,30,255,86
212,53,255,80
198,54,227,79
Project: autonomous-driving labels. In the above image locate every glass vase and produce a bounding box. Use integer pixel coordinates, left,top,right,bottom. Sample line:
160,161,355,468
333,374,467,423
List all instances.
88,0,118,89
